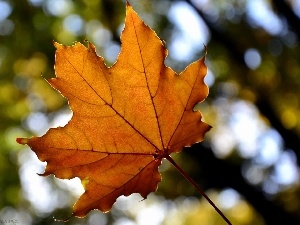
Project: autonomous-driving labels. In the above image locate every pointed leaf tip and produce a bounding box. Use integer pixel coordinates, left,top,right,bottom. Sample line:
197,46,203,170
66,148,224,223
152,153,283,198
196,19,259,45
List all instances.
16,137,29,145
53,41,63,49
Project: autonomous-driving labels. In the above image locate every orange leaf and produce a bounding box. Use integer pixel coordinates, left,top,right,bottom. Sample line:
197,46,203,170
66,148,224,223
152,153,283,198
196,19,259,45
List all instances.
17,3,211,218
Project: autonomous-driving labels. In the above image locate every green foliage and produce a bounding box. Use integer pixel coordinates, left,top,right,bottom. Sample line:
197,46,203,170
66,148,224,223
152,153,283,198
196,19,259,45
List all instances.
1,0,300,224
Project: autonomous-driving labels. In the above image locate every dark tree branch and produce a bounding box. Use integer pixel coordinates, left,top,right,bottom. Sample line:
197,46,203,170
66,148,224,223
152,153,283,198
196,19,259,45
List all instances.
182,0,247,67
271,0,300,38
167,1,300,223
256,98,300,159
185,144,300,225
179,0,300,164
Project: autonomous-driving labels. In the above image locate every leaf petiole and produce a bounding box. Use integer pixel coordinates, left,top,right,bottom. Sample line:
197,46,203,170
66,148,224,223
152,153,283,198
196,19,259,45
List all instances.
165,154,232,225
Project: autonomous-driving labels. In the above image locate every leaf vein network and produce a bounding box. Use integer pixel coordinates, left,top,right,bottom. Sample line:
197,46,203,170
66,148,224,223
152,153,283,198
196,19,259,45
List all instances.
60,51,159,152
130,13,164,151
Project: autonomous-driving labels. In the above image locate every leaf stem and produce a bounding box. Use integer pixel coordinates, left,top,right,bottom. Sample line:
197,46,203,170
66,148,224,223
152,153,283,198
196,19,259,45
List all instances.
165,155,232,225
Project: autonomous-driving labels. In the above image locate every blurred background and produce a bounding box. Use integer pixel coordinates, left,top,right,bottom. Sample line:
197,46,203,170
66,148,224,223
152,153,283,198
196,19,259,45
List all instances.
1,0,300,224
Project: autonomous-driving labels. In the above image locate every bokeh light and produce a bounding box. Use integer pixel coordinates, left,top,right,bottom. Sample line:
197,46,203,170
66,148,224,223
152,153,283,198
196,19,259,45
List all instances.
1,0,300,224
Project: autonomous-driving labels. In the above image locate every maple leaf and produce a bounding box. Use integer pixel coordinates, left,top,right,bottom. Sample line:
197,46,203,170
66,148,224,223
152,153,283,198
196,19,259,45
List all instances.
17,2,212,219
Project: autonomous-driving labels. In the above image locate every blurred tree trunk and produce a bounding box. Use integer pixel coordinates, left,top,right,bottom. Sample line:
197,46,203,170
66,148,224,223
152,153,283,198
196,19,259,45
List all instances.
176,0,300,224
